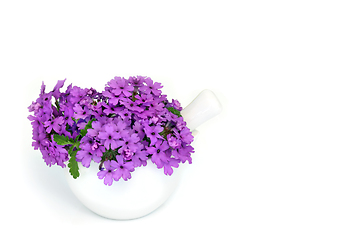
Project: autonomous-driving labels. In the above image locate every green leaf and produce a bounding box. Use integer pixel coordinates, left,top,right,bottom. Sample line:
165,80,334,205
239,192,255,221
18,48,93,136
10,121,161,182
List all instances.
72,117,79,124
69,147,77,158
68,147,73,157
67,141,80,159
53,134,74,145
75,134,81,142
80,119,96,137
68,155,80,179
80,130,86,137
167,107,182,118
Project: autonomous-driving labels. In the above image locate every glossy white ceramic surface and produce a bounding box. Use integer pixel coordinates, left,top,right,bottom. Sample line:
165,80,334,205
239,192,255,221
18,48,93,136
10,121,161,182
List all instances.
181,89,222,131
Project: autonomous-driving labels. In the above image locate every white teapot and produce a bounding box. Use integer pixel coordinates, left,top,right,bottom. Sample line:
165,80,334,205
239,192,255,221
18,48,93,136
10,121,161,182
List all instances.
65,89,222,220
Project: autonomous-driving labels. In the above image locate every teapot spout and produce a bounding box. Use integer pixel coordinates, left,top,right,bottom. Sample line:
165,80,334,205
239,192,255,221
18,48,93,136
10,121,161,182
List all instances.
181,89,222,131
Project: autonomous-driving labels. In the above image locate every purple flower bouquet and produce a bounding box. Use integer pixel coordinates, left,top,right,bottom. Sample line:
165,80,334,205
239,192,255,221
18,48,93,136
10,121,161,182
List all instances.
28,76,194,186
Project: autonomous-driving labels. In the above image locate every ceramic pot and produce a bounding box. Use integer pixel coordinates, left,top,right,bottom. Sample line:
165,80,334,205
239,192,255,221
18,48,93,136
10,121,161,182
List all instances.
65,89,222,220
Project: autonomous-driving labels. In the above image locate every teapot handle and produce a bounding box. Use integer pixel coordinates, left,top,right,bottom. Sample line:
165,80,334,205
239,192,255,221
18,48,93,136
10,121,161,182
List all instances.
181,89,222,132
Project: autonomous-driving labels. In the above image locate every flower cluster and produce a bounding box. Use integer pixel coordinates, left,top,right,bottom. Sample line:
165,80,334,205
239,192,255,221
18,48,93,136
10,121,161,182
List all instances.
28,76,194,186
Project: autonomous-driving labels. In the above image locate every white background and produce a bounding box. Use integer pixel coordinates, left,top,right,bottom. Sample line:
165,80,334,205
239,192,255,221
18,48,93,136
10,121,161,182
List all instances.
1,0,360,239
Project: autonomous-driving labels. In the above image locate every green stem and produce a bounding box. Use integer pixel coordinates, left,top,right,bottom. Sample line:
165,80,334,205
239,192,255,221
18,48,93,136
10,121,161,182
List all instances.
55,98,60,111
132,87,138,102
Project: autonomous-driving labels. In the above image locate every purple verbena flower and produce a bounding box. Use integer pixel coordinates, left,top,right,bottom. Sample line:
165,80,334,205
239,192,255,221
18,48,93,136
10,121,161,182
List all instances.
102,89,123,105
171,99,182,111
90,142,106,157
73,104,89,119
76,143,101,167
52,79,66,99
113,157,135,181
172,144,194,164
118,133,140,152
47,140,68,168
129,76,145,87
131,146,149,167
97,160,118,186
63,107,75,126
41,148,55,167
69,86,87,104
148,97,165,113
28,115,43,132
146,140,170,167
135,93,153,107
114,117,127,132
118,108,132,120
132,121,145,139
122,99,144,113
167,135,181,149
140,78,163,96
176,117,187,131
28,101,42,113
162,158,180,176
87,120,102,138
31,131,48,150
144,123,164,146
108,77,134,97
121,148,135,161
102,103,123,115
58,124,73,138
177,127,194,144
98,124,121,149
44,117,64,133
